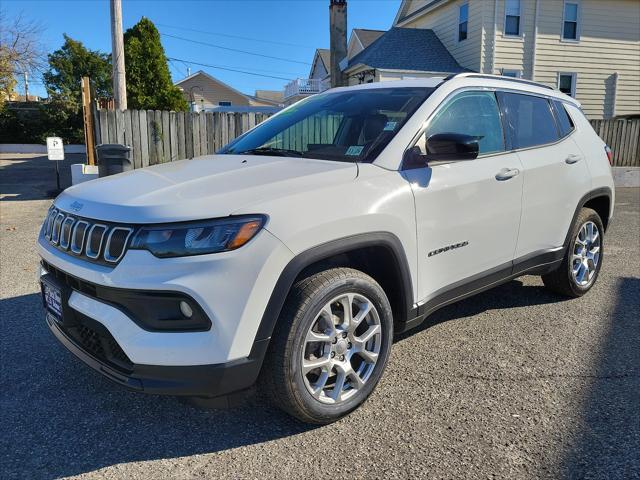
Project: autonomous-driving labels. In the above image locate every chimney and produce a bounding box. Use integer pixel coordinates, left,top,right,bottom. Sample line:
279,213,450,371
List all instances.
329,0,348,88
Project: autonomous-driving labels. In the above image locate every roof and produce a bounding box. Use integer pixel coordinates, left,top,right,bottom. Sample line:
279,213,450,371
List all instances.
317,49,330,70
394,0,449,25
344,27,468,74
309,48,331,80
352,29,385,49
175,70,255,100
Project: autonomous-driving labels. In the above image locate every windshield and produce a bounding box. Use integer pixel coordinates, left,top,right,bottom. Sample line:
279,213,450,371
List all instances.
219,87,434,163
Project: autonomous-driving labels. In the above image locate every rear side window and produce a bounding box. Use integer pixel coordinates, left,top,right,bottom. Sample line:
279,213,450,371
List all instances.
423,90,505,155
501,93,559,149
552,100,575,137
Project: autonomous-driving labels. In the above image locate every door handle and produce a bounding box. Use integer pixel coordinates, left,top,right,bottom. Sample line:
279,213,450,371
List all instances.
495,168,520,181
565,154,582,164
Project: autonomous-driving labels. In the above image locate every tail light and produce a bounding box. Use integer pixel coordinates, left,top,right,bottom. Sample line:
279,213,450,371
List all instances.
604,145,613,165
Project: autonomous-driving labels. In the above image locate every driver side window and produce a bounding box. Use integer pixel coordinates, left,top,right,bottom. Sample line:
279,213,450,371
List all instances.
417,91,505,156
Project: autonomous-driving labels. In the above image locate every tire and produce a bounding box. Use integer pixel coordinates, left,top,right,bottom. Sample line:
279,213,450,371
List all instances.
542,207,604,297
260,267,393,424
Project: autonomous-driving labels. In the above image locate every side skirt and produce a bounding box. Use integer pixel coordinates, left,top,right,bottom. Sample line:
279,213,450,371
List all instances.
398,247,564,334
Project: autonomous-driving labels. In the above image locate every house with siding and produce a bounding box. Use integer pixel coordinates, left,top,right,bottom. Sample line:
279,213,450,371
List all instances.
284,30,386,104
341,27,469,84
393,0,640,118
176,71,282,112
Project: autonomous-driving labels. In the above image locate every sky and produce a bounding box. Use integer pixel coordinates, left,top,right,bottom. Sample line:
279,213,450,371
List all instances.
3,0,402,98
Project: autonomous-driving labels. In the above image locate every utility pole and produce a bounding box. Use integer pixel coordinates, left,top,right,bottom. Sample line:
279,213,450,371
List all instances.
23,72,29,102
110,0,127,110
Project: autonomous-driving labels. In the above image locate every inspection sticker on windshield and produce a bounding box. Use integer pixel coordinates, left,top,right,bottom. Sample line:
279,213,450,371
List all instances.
346,146,364,156
383,121,398,131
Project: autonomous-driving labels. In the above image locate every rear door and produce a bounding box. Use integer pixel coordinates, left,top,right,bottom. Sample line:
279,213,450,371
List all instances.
405,90,524,302
499,92,592,259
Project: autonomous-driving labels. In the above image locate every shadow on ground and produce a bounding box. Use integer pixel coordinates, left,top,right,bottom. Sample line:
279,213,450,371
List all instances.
560,277,640,479
396,278,569,340
0,277,590,479
0,154,80,201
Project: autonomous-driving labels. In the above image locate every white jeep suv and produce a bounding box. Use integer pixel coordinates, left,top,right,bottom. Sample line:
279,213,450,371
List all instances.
38,74,614,423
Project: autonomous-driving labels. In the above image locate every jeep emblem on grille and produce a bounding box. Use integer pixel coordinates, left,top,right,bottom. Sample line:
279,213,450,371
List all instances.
69,201,84,212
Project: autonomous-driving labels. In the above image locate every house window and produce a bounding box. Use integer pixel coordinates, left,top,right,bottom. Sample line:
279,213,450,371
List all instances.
218,101,232,106
562,1,580,40
504,0,521,36
458,3,468,41
558,73,577,97
502,69,522,78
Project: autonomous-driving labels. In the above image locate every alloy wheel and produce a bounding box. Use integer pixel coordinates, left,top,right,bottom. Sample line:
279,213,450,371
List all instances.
301,293,382,404
571,220,601,287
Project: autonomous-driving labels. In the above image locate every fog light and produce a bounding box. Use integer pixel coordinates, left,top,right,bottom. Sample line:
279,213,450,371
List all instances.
179,301,193,318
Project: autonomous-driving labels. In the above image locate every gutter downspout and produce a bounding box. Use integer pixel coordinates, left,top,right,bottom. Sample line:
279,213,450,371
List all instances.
491,0,498,75
531,0,540,80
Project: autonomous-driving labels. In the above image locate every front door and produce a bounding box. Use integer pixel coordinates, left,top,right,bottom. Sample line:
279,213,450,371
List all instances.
405,90,524,304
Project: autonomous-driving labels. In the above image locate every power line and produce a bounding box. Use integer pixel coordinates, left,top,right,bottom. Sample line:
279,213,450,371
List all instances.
160,32,311,66
167,57,294,81
170,57,302,77
156,22,316,49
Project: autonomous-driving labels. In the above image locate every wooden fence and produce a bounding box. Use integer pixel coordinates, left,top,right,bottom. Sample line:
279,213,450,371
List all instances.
93,110,273,168
93,109,640,168
589,118,639,167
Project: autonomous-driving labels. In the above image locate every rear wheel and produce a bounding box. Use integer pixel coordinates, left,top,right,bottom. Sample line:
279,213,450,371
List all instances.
261,268,393,424
542,207,604,297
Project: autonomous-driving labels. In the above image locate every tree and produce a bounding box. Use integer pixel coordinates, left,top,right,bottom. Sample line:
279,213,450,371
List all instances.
124,17,188,111
0,13,45,105
43,34,111,103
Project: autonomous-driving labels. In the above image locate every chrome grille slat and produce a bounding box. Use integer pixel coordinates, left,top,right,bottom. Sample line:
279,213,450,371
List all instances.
44,208,57,240
104,227,134,263
44,208,134,266
59,217,75,249
85,224,108,259
51,213,65,244
70,221,89,254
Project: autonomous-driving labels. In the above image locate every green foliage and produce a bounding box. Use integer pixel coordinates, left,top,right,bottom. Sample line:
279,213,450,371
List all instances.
124,18,188,111
43,34,111,103
0,101,85,144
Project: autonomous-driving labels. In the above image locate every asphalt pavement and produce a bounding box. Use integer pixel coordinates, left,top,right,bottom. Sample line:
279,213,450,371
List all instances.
1,154,639,479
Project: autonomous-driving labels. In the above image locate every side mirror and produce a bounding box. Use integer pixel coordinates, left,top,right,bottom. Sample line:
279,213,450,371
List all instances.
426,133,479,161
402,145,428,169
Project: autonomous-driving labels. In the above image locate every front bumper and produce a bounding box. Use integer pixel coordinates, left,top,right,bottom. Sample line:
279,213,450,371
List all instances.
40,265,269,397
45,311,268,396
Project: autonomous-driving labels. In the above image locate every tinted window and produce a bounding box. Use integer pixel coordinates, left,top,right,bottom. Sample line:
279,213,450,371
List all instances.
552,100,575,137
501,93,559,149
422,91,505,155
220,88,433,163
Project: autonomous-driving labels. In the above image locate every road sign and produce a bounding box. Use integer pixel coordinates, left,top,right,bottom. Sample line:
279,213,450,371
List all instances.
46,137,65,161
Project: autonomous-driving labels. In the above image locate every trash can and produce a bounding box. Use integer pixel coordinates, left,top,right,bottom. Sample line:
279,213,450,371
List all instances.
96,144,132,177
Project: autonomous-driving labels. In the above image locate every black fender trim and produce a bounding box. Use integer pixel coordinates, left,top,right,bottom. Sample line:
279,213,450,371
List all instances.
253,232,414,343
563,187,612,247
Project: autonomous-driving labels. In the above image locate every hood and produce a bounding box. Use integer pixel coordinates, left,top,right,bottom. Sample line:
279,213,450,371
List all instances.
54,155,357,223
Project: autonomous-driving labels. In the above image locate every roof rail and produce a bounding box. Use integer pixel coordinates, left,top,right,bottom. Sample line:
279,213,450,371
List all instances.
443,73,555,91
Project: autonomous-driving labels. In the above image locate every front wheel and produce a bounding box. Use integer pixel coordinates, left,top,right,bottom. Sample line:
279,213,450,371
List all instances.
542,207,604,297
261,268,393,424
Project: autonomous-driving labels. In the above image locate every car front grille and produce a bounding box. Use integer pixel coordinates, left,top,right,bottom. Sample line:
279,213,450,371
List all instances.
63,318,134,373
43,207,134,266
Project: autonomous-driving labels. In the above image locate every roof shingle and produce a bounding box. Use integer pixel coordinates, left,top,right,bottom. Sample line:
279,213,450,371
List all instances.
345,27,469,74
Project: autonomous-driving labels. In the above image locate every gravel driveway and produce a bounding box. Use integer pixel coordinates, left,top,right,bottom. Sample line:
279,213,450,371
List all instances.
1,154,639,479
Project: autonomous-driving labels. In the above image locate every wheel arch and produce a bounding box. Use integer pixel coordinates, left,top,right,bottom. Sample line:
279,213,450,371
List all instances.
564,187,613,247
253,232,414,345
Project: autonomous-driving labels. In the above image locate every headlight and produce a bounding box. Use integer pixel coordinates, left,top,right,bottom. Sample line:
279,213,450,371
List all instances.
130,215,266,258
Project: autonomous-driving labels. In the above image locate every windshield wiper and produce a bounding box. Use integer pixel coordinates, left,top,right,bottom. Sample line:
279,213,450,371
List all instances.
238,147,303,157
